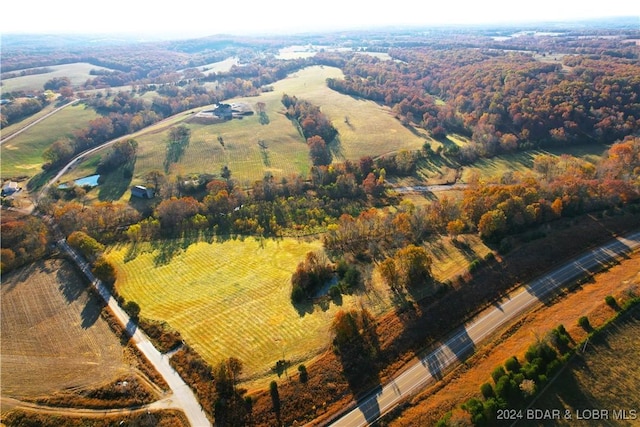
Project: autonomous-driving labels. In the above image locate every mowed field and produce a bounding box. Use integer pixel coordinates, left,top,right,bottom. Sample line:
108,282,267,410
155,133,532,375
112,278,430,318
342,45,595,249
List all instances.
1,63,115,93
107,232,493,385
1,103,100,179
107,238,342,382
122,65,426,185
0,259,132,400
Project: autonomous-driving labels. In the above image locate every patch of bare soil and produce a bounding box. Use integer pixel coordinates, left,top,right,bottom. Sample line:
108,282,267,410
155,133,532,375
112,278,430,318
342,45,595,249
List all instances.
0,259,146,406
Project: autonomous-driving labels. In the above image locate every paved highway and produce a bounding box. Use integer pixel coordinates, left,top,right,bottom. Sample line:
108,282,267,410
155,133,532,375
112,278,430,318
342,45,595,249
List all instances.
330,231,640,426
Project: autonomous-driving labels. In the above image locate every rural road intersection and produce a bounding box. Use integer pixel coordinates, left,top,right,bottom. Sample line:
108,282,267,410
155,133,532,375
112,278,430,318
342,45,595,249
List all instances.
330,230,640,426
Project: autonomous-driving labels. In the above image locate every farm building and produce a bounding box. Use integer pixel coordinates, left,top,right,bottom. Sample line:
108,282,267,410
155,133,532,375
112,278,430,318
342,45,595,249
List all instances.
190,102,254,124
131,185,154,199
1,181,20,196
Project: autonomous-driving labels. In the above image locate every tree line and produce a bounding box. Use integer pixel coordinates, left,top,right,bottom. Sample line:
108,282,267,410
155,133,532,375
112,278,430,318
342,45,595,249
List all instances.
325,45,639,160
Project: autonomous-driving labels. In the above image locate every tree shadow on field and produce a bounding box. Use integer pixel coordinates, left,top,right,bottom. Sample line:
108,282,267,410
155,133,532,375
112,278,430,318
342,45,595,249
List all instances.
329,135,345,161
58,268,84,303
80,297,103,329
153,239,183,266
98,165,134,201
293,299,315,317
151,232,203,265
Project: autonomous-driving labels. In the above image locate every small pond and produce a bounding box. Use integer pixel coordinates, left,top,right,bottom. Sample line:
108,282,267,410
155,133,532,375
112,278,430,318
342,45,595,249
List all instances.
59,174,100,189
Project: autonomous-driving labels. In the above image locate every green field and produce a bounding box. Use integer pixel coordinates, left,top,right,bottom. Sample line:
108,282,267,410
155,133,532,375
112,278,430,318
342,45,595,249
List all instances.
1,63,115,93
107,232,492,385
107,237,356,383
78,66,427,187
1,103,100,178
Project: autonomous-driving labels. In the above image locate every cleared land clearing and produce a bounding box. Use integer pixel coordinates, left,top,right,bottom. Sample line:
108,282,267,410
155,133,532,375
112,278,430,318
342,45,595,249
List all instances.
386,252,640,427
1,103,100,178
284,66,426,161
107,237,353,385
107,232,493,388
0,259,133,400
122,66,425,185
1,63,115,93
191,57,239,75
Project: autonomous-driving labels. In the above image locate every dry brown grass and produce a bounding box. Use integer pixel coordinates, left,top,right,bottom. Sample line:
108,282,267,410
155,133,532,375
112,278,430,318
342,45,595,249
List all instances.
526,304,640,427
0,258,164,413
0,407,189,427
1,259,132,399
384,253,640,427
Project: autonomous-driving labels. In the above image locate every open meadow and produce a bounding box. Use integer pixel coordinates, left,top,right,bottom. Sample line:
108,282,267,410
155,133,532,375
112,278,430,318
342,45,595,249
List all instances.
460,144,608,182
107,237,342,384
106,232,492,387
0,259,135,401
1,63,115,93
81,65,427,187
1,103,100,179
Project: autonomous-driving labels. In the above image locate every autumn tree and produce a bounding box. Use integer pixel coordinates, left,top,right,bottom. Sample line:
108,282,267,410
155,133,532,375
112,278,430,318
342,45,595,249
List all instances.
0,215,50,273
269,381,281,422
214,357,249,427
290,251,333,303
478,209,508,242
307,135,332,166
155,196,202,232
67,231,105,261
331,309,379,389
42,137,75,170
92,256,116,286
97,138,138,174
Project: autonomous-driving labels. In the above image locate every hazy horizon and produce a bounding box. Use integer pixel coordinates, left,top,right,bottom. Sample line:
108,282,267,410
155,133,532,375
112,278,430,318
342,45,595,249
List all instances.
3,0,639,38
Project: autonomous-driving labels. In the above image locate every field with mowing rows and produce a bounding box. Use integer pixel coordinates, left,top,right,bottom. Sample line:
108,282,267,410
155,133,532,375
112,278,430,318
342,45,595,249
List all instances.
113,66,427,186
106,233,493,385
0,259,132,400
1,103,100,179
107,237,346,383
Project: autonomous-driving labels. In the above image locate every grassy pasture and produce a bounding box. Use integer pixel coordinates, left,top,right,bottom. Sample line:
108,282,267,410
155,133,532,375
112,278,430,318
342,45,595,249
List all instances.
0,97,59,139
191,57,239,75
0,259,132,399
282,67,426,160
1,103,100,179
107,232,493,385
530,304,640,427
94,65,426,186
460,144,608,182
1,63,115,93
108,237,351,384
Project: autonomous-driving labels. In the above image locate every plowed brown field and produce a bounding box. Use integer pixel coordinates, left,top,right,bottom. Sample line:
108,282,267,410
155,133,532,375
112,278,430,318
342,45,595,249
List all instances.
1,259,133,402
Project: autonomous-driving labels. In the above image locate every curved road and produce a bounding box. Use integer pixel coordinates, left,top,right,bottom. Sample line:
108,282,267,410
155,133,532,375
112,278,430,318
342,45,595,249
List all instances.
0,99,80,145
330,230,640,426
57,239,211,427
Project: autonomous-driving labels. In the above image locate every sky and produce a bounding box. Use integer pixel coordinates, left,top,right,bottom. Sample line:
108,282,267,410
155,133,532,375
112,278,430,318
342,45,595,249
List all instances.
3,0,639,37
